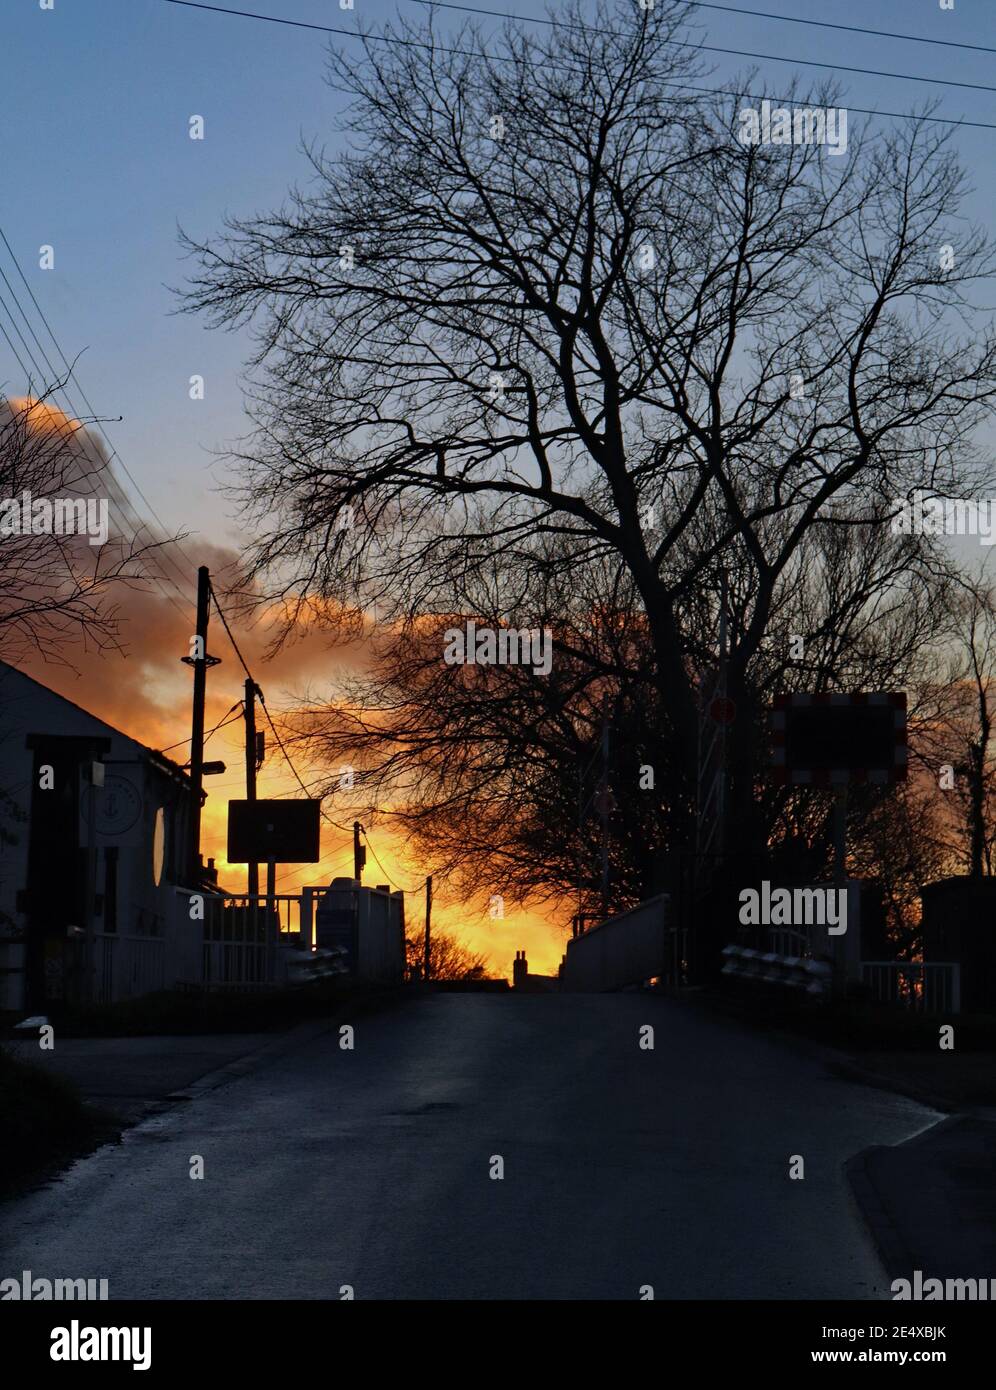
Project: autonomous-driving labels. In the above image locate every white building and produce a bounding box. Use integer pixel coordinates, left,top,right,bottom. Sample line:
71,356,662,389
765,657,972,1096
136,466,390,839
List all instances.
0,659,197,1014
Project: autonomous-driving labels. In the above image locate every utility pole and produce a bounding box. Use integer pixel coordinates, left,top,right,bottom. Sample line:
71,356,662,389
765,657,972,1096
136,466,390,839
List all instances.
244,677,259,898
832,786,848,996
353,820,366,883
599,698,611,920
183,565,215,888
423,875,432,982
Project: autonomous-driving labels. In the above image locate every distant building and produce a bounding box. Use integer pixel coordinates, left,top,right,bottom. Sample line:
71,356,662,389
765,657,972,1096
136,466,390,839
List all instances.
0,660,196,1013
511,949,559,993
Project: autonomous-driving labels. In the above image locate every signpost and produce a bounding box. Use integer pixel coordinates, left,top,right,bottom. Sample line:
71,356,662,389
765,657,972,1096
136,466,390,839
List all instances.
768,692,908,993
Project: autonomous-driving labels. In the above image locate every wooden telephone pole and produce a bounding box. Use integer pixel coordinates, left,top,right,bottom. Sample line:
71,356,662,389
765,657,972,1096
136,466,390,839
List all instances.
244,677,259,897
353,820,366,883
423,875,433,982
182,565,218,887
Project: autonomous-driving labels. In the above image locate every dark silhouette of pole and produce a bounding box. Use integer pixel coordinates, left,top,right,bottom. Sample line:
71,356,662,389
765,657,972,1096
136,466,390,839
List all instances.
600,700,611,919
186,565,211,887
423,875,432,981
244,677,259,898
353,820,365,883
832,786,848,996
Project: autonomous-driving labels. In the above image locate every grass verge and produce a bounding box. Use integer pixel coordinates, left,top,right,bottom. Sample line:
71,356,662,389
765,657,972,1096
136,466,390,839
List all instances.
0,1047,118,1200
4,979,395,1038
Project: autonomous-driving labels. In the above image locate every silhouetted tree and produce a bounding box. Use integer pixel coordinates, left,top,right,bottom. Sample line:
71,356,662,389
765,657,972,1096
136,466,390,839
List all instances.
180,0,996,899
406,928,489,982
0,388,159,664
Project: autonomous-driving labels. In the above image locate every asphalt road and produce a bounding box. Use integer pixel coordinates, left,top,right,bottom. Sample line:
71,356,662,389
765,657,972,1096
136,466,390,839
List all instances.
0,994,942,1300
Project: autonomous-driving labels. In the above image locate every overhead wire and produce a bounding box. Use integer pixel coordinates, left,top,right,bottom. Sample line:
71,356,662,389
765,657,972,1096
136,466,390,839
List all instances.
0,285,194,623
160,0,996,131
207,580,354,833
0,225,197,617
401,0,996,97
158,702,244,753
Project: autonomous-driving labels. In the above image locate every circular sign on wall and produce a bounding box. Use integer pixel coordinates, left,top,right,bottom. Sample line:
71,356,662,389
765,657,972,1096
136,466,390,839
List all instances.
81,774,143,836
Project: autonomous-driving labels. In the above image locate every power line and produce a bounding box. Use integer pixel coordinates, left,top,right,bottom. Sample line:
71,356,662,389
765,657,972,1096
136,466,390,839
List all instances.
0,225,197,615
258,685,352,830
207,582,254,680
189,616,418,886
275,850,353,888
409,0,996,59
160,0,996,130
403,0,996,96
671,1,996,57
0,298,191,623
207,580,354,833
158,702,243,753
0,280,190,623
361,825,422,894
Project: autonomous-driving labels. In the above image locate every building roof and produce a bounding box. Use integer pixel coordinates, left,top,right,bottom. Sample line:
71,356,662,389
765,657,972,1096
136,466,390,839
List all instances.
0,658,192,788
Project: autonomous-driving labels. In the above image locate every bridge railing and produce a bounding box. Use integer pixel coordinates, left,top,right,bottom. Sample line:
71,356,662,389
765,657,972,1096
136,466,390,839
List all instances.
561,894,672,992
861,961,961,1015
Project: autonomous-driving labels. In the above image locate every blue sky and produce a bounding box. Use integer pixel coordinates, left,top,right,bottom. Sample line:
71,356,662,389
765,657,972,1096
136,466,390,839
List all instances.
3,0,996,569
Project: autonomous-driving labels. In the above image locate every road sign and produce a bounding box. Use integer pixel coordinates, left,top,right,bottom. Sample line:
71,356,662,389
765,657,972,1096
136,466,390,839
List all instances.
227,799,322,863
769,692,907,786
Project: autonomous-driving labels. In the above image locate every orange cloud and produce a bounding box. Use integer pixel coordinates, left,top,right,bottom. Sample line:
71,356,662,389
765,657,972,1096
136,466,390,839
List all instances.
6,418,569,980
7,395,80,439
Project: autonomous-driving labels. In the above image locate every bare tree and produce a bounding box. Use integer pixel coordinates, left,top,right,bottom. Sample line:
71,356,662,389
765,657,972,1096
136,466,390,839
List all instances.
917,577,996,878
405,928,489,982
0,387,161,665
180,0,996,877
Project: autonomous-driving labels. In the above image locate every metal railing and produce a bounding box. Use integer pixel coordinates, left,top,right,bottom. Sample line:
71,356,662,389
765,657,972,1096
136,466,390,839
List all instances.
199,894,309,992
91,932,166,1004
765,926,813,958
861,961,961,1015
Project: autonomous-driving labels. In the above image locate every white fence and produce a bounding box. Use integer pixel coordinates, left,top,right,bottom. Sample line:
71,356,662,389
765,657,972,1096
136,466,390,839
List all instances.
200,894,307,992
861,961,961,1015
82,895,311,1001
57,886,402,1005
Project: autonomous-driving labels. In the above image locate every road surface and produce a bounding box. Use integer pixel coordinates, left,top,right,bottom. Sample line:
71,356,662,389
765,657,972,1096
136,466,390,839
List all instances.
0,993,941,1299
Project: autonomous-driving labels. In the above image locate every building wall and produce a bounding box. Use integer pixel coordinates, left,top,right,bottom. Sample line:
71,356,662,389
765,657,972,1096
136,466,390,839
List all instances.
0,661,193,1012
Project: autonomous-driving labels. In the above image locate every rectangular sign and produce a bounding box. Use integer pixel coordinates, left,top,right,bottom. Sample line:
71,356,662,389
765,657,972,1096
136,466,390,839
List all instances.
227,799,322,863
769,692,907,786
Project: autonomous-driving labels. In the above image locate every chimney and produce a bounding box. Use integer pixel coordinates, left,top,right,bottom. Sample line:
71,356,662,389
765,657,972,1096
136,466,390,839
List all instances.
512,949,528,990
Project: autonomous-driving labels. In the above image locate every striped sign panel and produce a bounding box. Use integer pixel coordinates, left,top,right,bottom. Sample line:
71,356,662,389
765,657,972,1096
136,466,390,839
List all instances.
769,692,907,786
